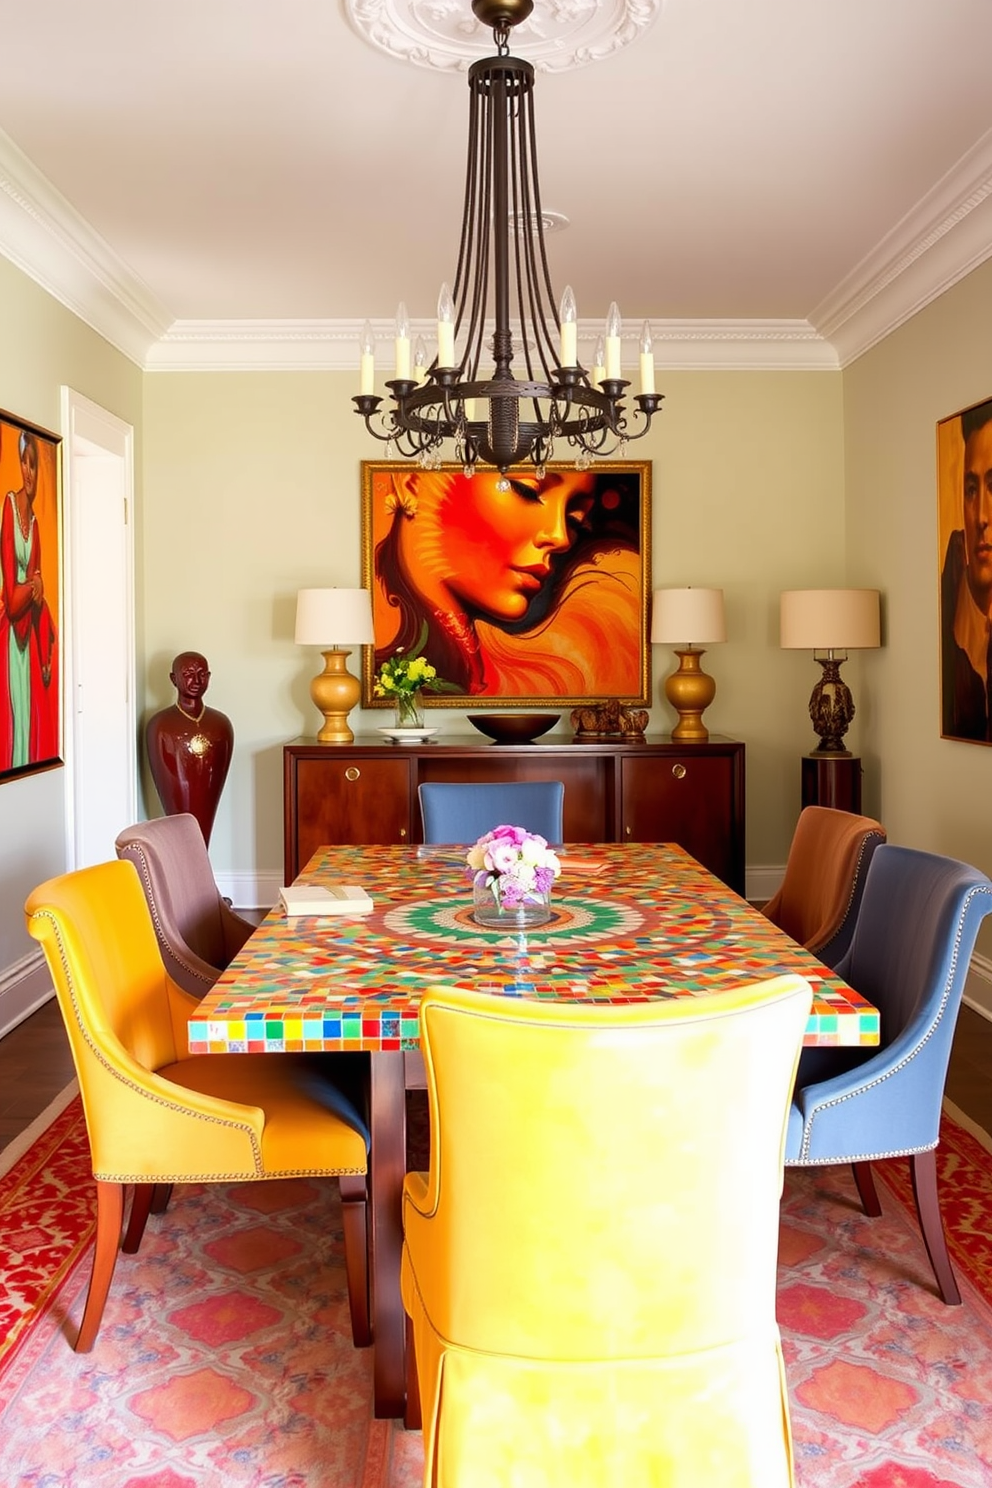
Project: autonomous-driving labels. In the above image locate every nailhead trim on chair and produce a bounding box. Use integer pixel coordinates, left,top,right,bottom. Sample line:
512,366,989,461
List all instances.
33,907,266,1175
123,843,218,989
812,829,886,963
794,882,992,1162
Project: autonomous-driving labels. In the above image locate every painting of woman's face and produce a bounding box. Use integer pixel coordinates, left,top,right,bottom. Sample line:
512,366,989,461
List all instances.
432,470,596,621
363,460,650,706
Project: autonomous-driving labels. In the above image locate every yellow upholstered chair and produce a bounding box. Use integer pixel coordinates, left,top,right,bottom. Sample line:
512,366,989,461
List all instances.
401,977,813,1488
26,859,370,1353
761,805,886,968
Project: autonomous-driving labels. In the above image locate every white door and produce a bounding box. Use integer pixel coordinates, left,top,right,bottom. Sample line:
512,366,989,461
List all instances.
61,389,136,869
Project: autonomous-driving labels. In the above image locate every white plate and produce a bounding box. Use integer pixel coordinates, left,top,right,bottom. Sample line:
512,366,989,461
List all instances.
376,727,439,744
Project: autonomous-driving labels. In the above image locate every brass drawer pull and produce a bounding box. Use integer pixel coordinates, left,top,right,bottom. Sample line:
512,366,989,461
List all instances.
345,766,361,782
672,763,687,780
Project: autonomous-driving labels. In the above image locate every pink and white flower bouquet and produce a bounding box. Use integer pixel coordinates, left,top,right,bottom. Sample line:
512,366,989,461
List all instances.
466,824,561,912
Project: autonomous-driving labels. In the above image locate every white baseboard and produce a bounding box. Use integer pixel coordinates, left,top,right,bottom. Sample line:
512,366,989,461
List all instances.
0,950,54,1039
746,865,783,904
215,870,282,913
964,951,992,1021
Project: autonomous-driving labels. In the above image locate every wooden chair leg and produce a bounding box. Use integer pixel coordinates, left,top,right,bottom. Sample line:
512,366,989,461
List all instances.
151,1183,173,1214
852,1160,882,1216
910,1149,961,1305
122,1184,155,1253
340,1174,371,1348
405,1313,422,1432
75,1180,125,1352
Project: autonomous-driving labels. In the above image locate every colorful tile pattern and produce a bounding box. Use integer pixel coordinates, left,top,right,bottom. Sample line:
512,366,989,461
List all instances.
189,843,880,1054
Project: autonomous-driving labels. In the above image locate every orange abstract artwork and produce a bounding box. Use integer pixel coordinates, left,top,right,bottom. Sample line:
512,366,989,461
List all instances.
361,462,650,706
0,413,61,780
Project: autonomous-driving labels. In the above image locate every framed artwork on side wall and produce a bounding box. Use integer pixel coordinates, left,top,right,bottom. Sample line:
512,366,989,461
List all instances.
0,411,62,781
938,396,992,744
360,461,651,708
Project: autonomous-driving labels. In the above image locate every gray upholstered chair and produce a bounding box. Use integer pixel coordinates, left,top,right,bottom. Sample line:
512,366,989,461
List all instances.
418,780,565,845
115,813,255,998
786,844,992,1303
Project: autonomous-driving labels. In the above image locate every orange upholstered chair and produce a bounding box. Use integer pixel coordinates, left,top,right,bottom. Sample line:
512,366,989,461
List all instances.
26,859,370,1353
401,977,813,1488
761,805,886,968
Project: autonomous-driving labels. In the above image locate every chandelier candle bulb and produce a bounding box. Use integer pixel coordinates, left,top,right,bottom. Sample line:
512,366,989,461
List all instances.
591,334,606,388
437,282,455,367
413,335,428,385
605,302,622,380
359,320,375,396
559,285,577,367
394,302,411,381
639,321,655,395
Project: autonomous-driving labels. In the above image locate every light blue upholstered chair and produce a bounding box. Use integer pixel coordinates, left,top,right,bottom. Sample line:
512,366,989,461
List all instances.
786,844,992,1304
419,780,564,845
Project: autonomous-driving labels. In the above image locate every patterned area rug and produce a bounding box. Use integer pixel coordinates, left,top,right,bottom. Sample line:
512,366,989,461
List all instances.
2,1092,992,1486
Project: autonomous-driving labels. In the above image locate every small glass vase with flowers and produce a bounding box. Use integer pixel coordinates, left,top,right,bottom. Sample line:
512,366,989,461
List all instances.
373,649,442,729
466,824,561,928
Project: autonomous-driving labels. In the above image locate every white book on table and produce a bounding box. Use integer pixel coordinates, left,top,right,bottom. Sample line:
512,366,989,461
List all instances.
279,884,374,917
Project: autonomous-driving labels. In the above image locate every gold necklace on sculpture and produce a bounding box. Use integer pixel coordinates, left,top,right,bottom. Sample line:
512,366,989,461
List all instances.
176,701,204,724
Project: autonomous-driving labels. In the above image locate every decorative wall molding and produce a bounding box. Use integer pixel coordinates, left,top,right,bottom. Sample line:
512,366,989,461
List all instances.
145,315,839,372
1,110,992,375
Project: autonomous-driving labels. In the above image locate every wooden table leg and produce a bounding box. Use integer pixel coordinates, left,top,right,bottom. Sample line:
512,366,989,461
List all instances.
370,1050,407,1419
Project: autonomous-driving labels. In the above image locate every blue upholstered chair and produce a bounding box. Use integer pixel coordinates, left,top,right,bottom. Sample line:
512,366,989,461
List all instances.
418,780,564,845
786,844,992,1303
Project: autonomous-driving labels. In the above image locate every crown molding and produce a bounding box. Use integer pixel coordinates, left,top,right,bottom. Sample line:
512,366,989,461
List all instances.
1,118,991,375
0,128,171,367
144,315,838,372
811,124,992,367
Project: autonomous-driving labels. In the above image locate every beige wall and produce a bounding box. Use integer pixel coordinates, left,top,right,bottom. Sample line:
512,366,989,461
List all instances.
0,255,143,975
844,255,992,945
142,367,846,889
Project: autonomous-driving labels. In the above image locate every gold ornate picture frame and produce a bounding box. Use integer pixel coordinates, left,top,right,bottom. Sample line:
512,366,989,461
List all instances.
361,461,651,709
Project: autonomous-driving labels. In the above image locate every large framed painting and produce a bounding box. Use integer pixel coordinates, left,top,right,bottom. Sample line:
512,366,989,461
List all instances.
0,412,62,781
938,396,992,744
360,461,651,708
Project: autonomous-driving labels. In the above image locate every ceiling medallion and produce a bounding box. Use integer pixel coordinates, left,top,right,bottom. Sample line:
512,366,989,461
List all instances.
344,0,662,73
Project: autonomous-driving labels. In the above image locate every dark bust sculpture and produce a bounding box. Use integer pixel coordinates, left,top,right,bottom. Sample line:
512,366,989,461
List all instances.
146,651,233,846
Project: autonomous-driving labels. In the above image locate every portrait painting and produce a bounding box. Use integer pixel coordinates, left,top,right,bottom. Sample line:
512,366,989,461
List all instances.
360,461,651,707
0,412,62,781
938,397,992,745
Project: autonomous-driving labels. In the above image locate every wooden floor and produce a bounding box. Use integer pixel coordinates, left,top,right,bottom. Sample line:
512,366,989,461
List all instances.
2,994,992,1153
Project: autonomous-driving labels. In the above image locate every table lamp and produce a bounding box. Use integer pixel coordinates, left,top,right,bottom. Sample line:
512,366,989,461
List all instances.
780,588,881,754
295,588,374,744
651,587,727,742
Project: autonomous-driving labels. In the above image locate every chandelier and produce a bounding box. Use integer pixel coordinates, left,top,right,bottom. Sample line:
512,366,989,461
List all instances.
352,0,663,478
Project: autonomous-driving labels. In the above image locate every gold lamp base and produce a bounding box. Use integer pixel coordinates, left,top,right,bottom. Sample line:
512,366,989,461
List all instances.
664,648,716,743
310,648,361,745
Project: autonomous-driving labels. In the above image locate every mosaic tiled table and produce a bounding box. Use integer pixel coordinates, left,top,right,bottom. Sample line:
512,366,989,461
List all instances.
189,841,880,1421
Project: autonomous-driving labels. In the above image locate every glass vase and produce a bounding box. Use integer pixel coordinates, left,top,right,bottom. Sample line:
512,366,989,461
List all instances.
394,690,424,729
472,872,552,929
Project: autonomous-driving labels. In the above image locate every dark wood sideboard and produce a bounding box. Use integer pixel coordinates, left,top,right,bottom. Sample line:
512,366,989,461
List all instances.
283,734,745,894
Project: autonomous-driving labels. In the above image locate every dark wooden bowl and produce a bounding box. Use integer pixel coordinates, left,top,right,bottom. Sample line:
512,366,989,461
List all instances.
466,712,560,744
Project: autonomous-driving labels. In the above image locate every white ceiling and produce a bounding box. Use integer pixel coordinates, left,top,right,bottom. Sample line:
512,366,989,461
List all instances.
0,0,991,371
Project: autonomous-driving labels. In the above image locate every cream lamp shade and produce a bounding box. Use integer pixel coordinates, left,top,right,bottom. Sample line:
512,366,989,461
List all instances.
295,588,374,745
650,587,727,743
779,589,880,652
295,587,374,647
651,587,727,647
779,589,881,755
